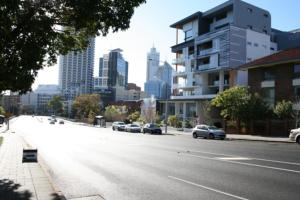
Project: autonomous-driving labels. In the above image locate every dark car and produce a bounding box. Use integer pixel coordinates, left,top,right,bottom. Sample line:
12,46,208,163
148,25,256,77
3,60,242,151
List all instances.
192,124,226,140
143,123,162,134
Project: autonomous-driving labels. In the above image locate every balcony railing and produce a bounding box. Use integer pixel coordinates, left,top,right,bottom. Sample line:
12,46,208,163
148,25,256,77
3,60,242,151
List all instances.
172,56,185,65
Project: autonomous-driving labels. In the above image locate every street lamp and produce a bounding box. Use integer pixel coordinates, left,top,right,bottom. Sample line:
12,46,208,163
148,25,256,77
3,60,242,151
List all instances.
147,58,172,134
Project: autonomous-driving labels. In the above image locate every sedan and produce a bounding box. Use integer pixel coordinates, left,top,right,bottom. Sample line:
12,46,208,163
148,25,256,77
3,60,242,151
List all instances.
143,123,162,134
125,124,141,133
289,128,300,144
192,124,226,140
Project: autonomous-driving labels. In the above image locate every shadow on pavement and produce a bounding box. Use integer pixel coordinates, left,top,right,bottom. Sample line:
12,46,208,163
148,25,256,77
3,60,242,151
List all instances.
0,179,32,200
51,193,67,200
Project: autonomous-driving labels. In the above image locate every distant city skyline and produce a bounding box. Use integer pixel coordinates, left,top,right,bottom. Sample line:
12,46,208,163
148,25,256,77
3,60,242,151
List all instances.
33,0,300,90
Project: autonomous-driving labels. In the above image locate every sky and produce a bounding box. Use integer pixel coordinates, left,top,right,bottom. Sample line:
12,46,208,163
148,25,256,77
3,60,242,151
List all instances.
33,0,300,90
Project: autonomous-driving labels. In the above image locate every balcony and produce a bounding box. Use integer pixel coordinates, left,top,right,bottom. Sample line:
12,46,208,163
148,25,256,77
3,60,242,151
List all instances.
173,70,187,77
196,64,211,71
198,48,219,57
172,56,185,65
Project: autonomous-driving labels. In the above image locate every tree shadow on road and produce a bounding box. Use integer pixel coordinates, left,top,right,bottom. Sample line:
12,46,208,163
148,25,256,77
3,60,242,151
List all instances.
0,179,32,200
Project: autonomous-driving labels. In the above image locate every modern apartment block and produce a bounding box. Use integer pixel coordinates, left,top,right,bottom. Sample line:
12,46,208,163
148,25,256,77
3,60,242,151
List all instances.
59,38,95,100
167,0,300,122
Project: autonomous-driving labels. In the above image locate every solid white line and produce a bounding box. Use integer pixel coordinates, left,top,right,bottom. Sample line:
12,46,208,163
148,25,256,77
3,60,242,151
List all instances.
181,153,300,174
168,176,249,200
190,150,300,166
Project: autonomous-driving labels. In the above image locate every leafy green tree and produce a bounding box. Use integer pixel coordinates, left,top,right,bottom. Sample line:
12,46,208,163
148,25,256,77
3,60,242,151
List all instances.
48,96,63,115
72,94,100,120
128,111,140,122
273,100,293,119
211,86,250,122
168,115,179,127
0,0,146,93
104,105,127,122
211,86,270,133
0,106,5,115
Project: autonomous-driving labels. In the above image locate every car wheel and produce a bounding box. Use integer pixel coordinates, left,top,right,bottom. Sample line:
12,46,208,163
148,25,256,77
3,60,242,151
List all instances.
296,136,300,145
143,130,145,134
112,127,115,131
193,132,198,139
208,133,215,139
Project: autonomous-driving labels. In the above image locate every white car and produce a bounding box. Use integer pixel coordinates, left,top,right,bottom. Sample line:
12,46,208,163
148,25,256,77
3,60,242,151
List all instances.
289,128,300,144
112,121,126,131
125,124,141,133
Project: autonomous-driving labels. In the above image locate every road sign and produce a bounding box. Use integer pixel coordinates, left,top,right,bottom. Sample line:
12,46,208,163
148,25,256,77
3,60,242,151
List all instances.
22,149,38,162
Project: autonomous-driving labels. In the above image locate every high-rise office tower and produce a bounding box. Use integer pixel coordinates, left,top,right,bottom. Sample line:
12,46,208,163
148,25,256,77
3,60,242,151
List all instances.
146,47,160,81
59,38,95,100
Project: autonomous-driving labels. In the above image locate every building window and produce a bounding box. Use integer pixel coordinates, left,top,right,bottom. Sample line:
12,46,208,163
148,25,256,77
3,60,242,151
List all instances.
184,29,193,41
247,8,253,13
254,43,259,47
263,70,275,80
247,25,253,30
247,41,252,45
294,64,300,78
262,87,275,107
295,87,300,97
270,47,275,51
264,13,269,18
263,29,267,34
216,12,227,21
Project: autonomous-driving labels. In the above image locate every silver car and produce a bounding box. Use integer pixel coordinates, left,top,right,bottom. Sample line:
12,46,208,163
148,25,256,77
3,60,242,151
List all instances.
192,124,226,140
125,124,141,133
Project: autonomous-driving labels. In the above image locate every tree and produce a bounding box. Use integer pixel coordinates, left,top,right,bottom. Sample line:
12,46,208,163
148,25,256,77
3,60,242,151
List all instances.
48,96,63,115
0,0,146,93
273,100,293,119
168,115,179,127
104,105,127,122
211,86,270,133
0,106,5,115
128,111,140,122
72,94,100,120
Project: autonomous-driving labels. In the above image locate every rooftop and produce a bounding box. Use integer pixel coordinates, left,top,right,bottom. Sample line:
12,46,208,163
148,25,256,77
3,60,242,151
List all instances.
240,48,300,69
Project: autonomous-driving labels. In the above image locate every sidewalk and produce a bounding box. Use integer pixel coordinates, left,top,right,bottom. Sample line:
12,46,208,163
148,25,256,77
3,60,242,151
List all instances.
166,127,292,143
0,131,64,200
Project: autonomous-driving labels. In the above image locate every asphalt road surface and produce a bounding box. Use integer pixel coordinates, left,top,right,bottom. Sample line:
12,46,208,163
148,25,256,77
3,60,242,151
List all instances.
10,116,300,200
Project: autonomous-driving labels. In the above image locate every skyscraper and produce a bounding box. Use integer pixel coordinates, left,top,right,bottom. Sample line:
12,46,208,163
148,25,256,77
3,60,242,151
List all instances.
146,47,160,81
59,38,95,100
98,48,128,88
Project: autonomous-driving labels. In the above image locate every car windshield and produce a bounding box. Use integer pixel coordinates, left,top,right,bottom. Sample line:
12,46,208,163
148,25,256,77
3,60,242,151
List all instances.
131,124,139,127
149,124,159,128
208,126,218,130
118,122,125,125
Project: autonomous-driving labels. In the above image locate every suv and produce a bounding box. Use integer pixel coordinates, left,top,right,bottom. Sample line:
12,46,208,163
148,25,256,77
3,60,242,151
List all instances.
112,121,126,131
289,128,300,144
192,124,226,140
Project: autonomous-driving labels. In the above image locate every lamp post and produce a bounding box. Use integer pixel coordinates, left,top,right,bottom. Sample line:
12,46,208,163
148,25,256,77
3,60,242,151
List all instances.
148,58,172,134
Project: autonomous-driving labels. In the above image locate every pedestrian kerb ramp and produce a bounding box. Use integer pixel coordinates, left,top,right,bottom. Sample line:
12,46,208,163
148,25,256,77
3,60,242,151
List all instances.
22,148,38,162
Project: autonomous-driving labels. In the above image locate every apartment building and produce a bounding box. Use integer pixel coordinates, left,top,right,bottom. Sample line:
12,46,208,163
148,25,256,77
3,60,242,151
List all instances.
167,0,300,123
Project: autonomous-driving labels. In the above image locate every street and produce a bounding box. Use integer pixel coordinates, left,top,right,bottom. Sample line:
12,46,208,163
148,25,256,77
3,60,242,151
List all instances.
10,116,300,200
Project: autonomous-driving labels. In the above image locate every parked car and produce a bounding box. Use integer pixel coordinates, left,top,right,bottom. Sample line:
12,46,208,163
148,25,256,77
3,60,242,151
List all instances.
143,123,162,134
192,124,226,140
289,128,300,144
49,120,55,124
112,121,126,131
125,124,141,133
59,120,64,124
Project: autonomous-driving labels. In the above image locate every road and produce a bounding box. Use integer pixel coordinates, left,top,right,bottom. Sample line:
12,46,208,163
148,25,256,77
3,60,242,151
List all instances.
10,116,300,200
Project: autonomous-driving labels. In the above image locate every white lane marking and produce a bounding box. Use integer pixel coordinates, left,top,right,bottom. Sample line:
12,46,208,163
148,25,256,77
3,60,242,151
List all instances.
168,176,249,200
216,157,252,161
181,153,300,174
190,150,300,166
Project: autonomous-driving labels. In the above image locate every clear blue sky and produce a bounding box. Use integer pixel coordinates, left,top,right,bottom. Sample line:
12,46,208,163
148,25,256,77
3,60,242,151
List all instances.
34,0,300,90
